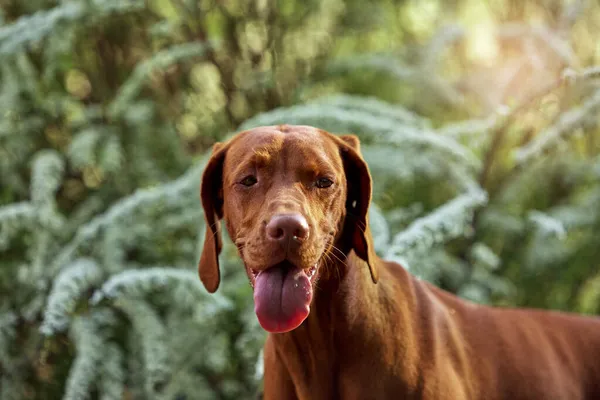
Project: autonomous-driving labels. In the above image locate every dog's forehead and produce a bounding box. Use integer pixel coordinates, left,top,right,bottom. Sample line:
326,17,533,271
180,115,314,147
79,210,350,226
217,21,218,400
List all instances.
227,125,341,163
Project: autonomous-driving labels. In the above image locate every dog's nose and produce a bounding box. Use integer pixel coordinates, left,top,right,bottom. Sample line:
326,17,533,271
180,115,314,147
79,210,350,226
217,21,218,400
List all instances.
266,214,309,244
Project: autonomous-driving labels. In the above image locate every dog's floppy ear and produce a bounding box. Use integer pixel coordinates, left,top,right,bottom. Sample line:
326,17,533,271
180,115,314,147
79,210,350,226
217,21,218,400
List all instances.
338,134,379,284
198,142,227,293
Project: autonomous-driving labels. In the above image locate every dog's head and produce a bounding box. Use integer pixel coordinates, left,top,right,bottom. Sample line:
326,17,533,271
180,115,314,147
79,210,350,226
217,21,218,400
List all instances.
198,125,377,333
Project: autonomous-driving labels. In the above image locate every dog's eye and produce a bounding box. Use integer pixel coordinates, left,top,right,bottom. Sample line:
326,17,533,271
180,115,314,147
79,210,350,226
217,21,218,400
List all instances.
240,175,258,187
315,177,333,188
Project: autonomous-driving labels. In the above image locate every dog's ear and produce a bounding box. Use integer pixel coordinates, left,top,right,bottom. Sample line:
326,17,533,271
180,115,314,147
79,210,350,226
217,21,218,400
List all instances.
198,142,227,293
338,134,379,284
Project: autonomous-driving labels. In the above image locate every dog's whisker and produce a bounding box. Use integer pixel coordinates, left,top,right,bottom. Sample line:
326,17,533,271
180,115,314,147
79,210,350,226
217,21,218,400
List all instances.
326,248,345,265
323,253,341,283
330,245,347,260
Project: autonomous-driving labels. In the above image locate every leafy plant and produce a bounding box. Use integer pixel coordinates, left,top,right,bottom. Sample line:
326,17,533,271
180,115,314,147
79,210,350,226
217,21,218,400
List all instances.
1,0,600,398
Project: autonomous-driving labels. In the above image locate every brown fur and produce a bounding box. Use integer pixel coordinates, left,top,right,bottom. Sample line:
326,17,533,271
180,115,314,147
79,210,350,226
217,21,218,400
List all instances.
198,124,600,399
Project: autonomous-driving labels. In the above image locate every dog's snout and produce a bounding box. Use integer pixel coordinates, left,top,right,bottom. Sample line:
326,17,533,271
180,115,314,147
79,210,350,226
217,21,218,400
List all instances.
266,214,309,244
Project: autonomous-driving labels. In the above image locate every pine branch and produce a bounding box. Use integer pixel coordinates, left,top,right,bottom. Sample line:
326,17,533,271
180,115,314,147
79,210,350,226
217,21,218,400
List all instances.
0,312,18,367
437,108,506,142
479,65,600,190
240,100,481,170
91,267,232,316
368,204,390,255
477,79,564,189
41,259,103,336
0,202,36,250
549,187,600,230
48,160,205,275
114,299,169,395
527,210,567,240
497,23,576,67
385,188,488,260
469,242,501,271
108,42,215,117
63,315,105,400
0,3,83,55
0,1,144,55
30,150,64,206
1,372,26,400
514,88,600,165
310,94,430,127
326,53,415,81
564,66,600,81
98,343,125,400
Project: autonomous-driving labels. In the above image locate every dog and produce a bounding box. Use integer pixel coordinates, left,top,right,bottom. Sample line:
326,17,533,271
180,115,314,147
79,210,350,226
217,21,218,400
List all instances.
198,124,600,399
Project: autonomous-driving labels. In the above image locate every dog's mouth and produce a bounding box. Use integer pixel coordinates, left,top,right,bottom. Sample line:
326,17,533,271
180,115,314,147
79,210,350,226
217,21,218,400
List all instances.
250,261,318,334
250,263,317,284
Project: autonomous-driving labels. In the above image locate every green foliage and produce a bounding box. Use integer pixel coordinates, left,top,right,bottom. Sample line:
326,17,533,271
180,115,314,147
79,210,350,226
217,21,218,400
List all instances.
63,314,107,400
1,0,600,398
41,259,103,335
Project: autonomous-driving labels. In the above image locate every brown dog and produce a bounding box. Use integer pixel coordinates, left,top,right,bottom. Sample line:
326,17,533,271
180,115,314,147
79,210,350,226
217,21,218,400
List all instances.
198,124,600,399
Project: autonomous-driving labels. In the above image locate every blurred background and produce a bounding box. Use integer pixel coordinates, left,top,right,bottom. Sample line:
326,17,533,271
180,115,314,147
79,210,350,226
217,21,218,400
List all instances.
1,0,600,398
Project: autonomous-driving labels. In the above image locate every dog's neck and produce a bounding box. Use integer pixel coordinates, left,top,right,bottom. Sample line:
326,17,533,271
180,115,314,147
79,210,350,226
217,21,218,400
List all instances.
267,250,421,398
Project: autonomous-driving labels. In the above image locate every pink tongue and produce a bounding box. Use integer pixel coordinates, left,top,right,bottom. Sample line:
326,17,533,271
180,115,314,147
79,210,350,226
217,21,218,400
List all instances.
253,265,313,333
